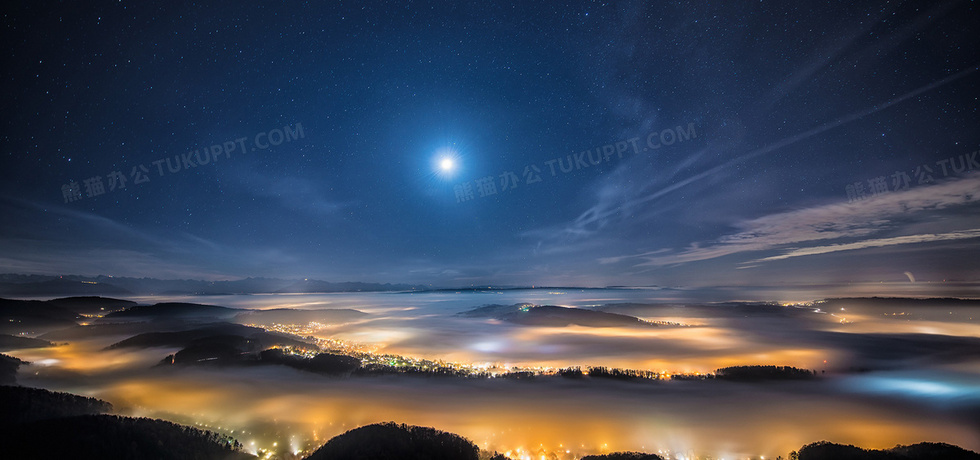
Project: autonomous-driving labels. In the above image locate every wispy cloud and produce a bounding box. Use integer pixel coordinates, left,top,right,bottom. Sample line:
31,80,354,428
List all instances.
598,248,670,265
752,229,980,263
532,63,979,254
612,175,980,268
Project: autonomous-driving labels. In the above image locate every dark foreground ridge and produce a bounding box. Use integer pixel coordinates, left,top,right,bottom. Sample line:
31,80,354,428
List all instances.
4,415,254,460
0,385,111,425
2,385,978,460
0,385,252,460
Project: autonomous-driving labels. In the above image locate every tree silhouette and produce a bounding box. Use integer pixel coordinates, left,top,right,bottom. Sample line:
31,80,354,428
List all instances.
305,422,479,460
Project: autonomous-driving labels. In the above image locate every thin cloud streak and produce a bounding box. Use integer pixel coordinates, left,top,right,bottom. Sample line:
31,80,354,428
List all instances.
627,175,980,268
752,229,980,263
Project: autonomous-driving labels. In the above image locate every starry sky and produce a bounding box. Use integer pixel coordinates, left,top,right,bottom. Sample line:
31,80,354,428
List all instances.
2,1,979,289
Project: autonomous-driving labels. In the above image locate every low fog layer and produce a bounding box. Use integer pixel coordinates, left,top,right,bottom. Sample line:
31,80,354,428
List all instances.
6,291,980,459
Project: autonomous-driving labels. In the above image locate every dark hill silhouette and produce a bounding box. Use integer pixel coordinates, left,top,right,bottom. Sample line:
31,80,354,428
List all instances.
46,296,137,315
820,297,980,308
0,298,80,320
107,323,314,352
815,297,980,324
0,354,26,384
458,304,653,327
1,414,255,460
256,348,361,376
304,422,479,460
1,386,252,459
0,385,111,425
39,319,198,341
0,297,81,334
103,302,241,321
170,334,257,364
161,344,359,376
0,333,53,351
714,365,817,381
797,440,980,459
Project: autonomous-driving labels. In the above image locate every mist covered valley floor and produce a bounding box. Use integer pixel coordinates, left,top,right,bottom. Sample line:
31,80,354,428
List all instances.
3,289,980,459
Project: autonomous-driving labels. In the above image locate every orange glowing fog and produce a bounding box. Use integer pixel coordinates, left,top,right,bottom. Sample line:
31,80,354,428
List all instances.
10,292,980,459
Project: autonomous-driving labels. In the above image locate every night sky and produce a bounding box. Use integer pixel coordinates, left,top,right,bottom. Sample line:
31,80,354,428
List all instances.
2,1,978,288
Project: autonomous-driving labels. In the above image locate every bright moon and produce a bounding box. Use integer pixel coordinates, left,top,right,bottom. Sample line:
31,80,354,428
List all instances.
433,146,460,177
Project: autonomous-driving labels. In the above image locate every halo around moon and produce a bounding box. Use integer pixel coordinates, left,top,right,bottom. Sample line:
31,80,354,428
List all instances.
433,147,460,178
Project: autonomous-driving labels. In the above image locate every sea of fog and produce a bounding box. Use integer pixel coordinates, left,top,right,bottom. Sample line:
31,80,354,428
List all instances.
13,289,980,459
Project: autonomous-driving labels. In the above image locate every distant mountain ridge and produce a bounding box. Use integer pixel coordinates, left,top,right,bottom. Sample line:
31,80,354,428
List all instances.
274,279,424,293
0,274,427,296
0,274,667,296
